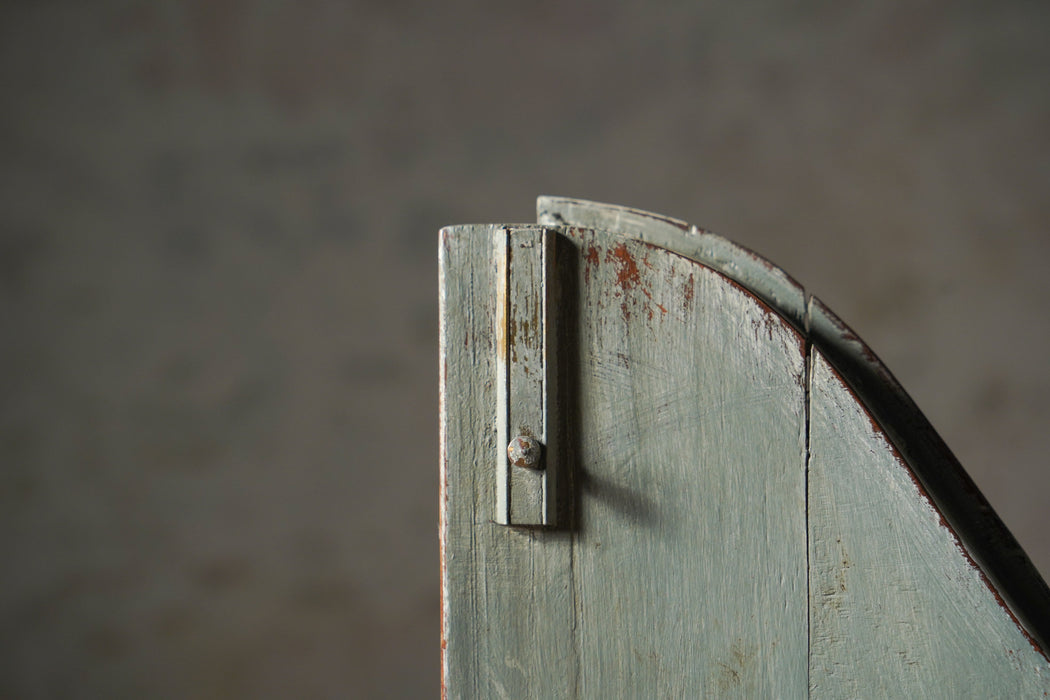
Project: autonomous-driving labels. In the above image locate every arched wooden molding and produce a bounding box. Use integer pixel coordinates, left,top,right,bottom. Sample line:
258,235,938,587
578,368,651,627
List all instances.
440,198,1050,697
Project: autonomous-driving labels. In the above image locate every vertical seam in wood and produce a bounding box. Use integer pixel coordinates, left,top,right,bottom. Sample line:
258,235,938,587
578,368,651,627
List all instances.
439,233,449,700
803,292,813,700
569,530,580,697
471,240,485,698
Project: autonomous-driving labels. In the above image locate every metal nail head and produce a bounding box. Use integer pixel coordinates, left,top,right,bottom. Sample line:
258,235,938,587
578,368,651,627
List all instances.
507,435,543,470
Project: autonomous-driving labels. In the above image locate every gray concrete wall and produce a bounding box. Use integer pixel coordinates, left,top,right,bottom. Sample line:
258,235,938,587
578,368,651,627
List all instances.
2,1,1048,697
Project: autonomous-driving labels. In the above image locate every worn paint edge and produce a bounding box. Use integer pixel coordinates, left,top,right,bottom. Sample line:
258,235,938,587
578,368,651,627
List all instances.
536,195,1050,653
538,195,808,330
438,226,451,700
812,347,1048,665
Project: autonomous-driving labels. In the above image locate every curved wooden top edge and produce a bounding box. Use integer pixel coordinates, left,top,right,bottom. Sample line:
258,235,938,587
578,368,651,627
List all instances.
537,196,809,332
537,195,1050,652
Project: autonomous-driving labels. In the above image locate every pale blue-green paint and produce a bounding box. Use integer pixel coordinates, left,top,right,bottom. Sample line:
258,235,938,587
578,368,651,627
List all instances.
441,199,1050,698
440,225,576,698
542,197,1050,648
442,224,807,696
808,349,1049,696
494,227,559,526
566,228,808,697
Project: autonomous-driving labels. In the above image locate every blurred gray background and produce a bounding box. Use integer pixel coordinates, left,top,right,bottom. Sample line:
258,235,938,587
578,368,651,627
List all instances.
2,1,1049,697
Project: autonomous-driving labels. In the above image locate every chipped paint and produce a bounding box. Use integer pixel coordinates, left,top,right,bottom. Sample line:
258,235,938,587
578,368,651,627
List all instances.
443,202,1050,698
606,243,642,293
583,244,600,284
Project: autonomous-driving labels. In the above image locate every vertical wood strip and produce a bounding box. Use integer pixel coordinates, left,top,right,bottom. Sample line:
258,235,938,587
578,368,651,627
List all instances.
440,225,575,699
494,228,558,526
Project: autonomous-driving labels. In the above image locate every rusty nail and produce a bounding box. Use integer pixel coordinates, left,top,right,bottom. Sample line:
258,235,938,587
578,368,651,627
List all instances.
507,435,543,469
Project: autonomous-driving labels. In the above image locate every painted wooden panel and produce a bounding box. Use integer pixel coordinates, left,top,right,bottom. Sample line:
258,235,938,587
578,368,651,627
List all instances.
807,295,1050,644
542,196,1050,648
440,225,575,699
808,349,1050,697
441,223,809,697
564,228,808,697
442,198,1050,698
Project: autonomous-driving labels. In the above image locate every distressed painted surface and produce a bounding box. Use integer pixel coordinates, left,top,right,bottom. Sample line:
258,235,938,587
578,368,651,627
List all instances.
543,197,1050,646
807,296,1050,645
440,225,576,699
537,196,808,331
442,200,1050,698
494,227,559,525
441,224,808,697
808,349,1050,697
565,229,808,697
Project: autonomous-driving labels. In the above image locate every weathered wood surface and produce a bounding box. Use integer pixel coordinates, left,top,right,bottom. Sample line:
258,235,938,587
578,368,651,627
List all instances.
494,227,559,526
807,295,1050,646
565,228,808,697
440,225,575,698
441,198,1050,698
808,349,1049,696
441,224,808,696
542,196,1050,648
537,195,808,330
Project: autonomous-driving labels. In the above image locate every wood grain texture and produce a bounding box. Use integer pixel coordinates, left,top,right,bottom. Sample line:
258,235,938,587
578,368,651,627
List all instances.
443,200,1050,698
440,225,575,699
807,296,1050,647
542,196,1050,648
564,229,808,697
442,222,809,697
808,349,1050,697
